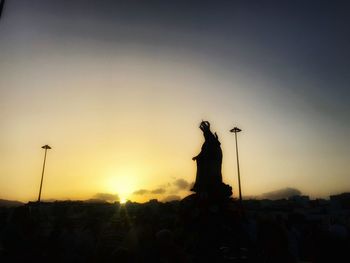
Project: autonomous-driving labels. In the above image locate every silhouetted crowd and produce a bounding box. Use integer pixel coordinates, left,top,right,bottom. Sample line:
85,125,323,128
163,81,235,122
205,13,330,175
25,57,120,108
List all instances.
0,199,349,263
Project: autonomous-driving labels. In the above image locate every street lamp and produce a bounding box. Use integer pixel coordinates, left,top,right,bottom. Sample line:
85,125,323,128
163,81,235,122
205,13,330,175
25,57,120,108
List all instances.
38,145,52,202
230,127,242,204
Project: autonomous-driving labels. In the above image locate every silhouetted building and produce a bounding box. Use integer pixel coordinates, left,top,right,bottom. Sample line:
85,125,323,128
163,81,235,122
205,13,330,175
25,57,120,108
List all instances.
288,195,310,207
330,193,350,209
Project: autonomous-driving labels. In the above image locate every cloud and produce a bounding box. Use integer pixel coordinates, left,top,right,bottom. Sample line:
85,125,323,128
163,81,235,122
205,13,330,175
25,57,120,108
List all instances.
260,187,302,200
93,193,119,202
133,179,190,197
133,188,166,195
174,178,190,190
162,195,181,202
133,189,150,195
151,188,166,194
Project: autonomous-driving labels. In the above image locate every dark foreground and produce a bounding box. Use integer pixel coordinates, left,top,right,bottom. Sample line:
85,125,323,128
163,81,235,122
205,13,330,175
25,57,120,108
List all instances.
0,197,349,263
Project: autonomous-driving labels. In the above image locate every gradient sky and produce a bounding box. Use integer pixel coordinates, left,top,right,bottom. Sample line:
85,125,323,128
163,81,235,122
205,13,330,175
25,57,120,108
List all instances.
1,0,349,202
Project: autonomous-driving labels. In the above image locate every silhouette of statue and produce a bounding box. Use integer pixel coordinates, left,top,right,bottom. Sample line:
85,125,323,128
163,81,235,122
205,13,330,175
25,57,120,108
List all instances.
191,121,222,193
191,121,232,200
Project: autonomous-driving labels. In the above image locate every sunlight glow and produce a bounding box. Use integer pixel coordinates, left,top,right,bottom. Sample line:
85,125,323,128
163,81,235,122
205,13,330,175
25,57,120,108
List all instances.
104,168,139,200
120,198,127,204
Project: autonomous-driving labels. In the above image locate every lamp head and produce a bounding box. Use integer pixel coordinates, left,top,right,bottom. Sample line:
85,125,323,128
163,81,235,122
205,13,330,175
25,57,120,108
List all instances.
42,145,52,149
230,127,242,133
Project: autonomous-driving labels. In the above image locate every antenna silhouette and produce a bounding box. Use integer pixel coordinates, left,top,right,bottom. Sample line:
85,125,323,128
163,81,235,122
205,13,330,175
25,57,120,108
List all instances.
38,145,52,202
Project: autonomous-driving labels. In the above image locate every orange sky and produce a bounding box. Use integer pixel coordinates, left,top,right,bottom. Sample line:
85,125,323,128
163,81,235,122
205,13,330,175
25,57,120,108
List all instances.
1,1,349,202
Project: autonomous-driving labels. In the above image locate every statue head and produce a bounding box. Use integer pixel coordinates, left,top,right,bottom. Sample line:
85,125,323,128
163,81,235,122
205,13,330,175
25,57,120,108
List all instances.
199,121,210,133
199,121,220,144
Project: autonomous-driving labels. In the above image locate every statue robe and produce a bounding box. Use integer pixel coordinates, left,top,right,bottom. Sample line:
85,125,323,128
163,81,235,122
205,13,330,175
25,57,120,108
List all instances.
192,129,223,193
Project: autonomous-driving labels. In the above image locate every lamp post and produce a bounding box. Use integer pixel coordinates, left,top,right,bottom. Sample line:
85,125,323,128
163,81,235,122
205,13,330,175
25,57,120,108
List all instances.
38,145,51,202
230,127,242,204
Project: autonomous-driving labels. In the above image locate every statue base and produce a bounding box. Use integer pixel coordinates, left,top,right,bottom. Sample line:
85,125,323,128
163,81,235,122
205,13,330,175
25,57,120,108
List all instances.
190,182,233,203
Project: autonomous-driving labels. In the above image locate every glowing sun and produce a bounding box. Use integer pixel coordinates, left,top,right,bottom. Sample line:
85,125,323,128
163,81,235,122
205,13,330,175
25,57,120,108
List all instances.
120,197,127,204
